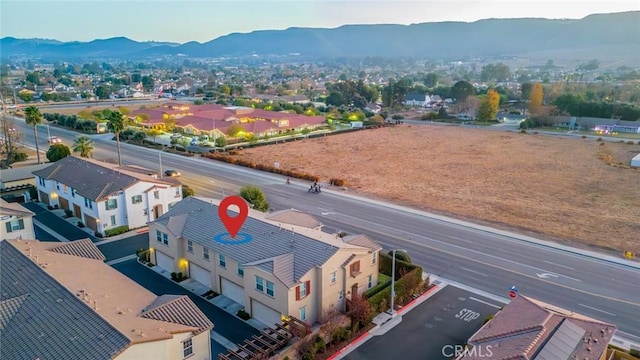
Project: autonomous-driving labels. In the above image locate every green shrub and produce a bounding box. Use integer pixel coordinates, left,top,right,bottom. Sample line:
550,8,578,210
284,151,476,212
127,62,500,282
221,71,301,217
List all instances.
104,225,130,237
364,278,392,299
388,250,412,264
330,326,352,343
312,335,326,354
630,349,640,357
239,185,270,212
77,221,85,228
237,310,251,320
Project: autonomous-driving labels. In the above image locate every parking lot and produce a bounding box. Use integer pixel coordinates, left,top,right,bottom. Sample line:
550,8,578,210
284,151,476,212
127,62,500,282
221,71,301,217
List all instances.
345,285,502,360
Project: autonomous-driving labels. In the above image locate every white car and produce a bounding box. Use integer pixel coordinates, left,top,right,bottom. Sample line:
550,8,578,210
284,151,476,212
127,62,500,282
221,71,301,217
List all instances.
48,136,62,144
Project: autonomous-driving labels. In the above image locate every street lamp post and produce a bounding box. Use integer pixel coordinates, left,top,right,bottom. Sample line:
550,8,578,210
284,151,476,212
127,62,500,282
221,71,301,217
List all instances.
390,249,408,316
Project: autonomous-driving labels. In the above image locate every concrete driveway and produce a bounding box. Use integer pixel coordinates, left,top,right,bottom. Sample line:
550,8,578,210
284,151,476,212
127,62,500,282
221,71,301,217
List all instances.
345,285,501,360
111,258,260,346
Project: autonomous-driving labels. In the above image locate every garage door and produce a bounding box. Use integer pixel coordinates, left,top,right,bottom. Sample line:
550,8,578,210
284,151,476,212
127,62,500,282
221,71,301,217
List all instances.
84,215,98,232
221,278,244,306
251,299,282,329
190,263,211,287
155,251,174,273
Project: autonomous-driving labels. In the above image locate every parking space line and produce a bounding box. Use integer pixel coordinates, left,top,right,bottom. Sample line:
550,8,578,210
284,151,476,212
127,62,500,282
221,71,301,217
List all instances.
470,296,502,309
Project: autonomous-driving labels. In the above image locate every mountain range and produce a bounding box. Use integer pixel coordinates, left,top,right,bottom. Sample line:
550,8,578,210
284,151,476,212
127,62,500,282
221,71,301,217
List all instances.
2,11,639,61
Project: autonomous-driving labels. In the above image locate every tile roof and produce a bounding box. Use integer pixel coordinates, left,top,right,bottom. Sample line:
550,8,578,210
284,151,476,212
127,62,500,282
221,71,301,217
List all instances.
1,240,130,360
0,163,50,183
341,235,383,251
155,197,376,286
32,156,179,201
141,295,214,335
0,198,34,217
3,239,213,358
463,295,616,360
47,238,106,261
265,208,323,229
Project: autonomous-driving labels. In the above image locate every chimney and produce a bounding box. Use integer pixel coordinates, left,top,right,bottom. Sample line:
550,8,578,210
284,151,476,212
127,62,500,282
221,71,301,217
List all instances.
93,300,98,310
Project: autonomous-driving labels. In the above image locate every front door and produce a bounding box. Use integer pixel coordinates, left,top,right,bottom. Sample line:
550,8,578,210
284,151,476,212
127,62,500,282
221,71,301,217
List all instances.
153,204,163,219
39,191,49,205
59,197,69,211
73,204,81,218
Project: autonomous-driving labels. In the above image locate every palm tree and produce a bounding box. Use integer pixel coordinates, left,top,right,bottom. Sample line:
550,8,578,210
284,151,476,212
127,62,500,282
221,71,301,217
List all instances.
73,135,94,158
106,111,125,165
24,106,43,163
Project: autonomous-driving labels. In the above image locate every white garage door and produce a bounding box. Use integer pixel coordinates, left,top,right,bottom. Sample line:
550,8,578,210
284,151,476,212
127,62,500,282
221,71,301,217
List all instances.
155,251,174,273
221,278,244,306
251,299,282,329
190,263,211,287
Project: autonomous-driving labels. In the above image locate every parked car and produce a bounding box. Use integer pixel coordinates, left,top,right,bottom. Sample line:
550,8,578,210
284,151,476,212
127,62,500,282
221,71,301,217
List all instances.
48,136,62,144
170,133,182,140
164,169,181,177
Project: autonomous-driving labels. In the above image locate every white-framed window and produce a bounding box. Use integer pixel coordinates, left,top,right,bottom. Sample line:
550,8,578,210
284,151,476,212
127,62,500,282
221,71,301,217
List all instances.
175,187,181,197
187,240,193,253
38,177,45,186
338,291,344,300
203,247,210,260
299,306,306,321
182,338,193,358
105,198,118,210
237,264,244,277
256,276,264,292
71,188,75,197
132,195,142,204
266,281,275,297
219,254,226,267
153,190,160,199
110,215,116,226
156,230,168,245
371,251,377,264
299,282,308,298
84,197,93,209
330,271,336,284
5,219,25,233
367,274,373,289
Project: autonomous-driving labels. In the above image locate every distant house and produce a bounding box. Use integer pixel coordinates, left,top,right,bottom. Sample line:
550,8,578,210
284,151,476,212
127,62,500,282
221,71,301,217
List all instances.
404,93,431,107
0,163,50,191
149,197,382,327
2,239,213,360
364,103,382,114
0,199,35,240
455,113,474,121
32,156,182,235
550,116,640,133
461,295,616,360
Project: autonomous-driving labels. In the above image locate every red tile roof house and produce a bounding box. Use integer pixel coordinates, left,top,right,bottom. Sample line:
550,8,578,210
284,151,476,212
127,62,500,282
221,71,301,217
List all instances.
459,295,616,360
129,104,326,139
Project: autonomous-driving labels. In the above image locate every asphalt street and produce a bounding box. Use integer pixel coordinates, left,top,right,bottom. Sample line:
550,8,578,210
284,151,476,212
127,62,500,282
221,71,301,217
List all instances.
345,286,501,360
97,233,148,262
21,202,97,242
111,258,260,345
34,224,60,242
9,115,640,341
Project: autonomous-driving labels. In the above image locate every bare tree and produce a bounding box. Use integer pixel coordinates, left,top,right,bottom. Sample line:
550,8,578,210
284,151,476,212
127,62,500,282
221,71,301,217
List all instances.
320,305,344,338
1,113,22,168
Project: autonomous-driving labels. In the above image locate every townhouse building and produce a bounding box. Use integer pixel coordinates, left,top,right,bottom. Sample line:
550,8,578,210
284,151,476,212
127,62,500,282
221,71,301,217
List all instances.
149,197,382,327
32,156,182,235
0,198,35,240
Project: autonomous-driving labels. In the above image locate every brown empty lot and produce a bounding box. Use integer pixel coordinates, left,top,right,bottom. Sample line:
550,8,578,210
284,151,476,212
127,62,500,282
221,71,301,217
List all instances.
232,126,640,254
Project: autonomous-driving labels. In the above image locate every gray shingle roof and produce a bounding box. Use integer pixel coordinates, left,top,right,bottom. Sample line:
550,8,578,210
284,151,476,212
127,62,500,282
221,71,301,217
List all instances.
265,209,323,229
0,241,130,360
141,295,214,335
47,238,106,261
32,156,178,202
155,197,340,286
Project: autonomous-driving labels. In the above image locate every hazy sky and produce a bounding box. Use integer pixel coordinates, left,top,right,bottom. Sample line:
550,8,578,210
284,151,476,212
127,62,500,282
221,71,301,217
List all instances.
2,0,639,43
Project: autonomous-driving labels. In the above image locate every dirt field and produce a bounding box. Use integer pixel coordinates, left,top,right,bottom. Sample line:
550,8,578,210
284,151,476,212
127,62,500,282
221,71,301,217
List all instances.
231,125,640,254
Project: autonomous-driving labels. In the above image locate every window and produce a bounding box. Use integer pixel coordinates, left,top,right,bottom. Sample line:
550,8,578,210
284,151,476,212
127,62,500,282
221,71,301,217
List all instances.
156,230,168,245
266,281,275,297
38,177,45,186
110,215,116,226
338,291,344,300
296,281,310,300
350,261,361,277
175,187,181,197
131,195,142,204
237,264,244,277
187,240,193,253
106,198,118,210
71,188,75,198
218,254,226,267
5,219,25,233
367,275,373,289
256,276,264,292
56,183,60,190
330,271,336,284
299,306,306,321
153,190,160,199
203,247,209,260
182,338,193,358
371,252,377,264
84,197,93,209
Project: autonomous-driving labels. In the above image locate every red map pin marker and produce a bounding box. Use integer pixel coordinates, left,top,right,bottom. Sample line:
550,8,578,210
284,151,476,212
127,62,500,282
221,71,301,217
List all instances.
218,196,249,239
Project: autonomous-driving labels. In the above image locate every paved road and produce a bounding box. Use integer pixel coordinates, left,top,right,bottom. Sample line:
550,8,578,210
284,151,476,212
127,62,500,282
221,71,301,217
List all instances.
345,286,501,360
10,116,640,341
34,224,61,242
97,233,149,262
22,202,97,242
112,258,259,345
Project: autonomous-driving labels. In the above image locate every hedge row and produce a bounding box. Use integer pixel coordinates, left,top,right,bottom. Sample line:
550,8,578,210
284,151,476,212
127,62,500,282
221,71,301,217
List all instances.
379,252,417,279
105,225,130,237
202,153,321,182
366,266,423,313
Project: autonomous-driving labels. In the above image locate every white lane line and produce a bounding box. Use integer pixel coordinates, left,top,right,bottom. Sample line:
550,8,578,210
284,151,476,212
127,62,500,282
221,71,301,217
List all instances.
578,304,616,316
460,267,488,277
470,297,502,309
543,260,575,270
